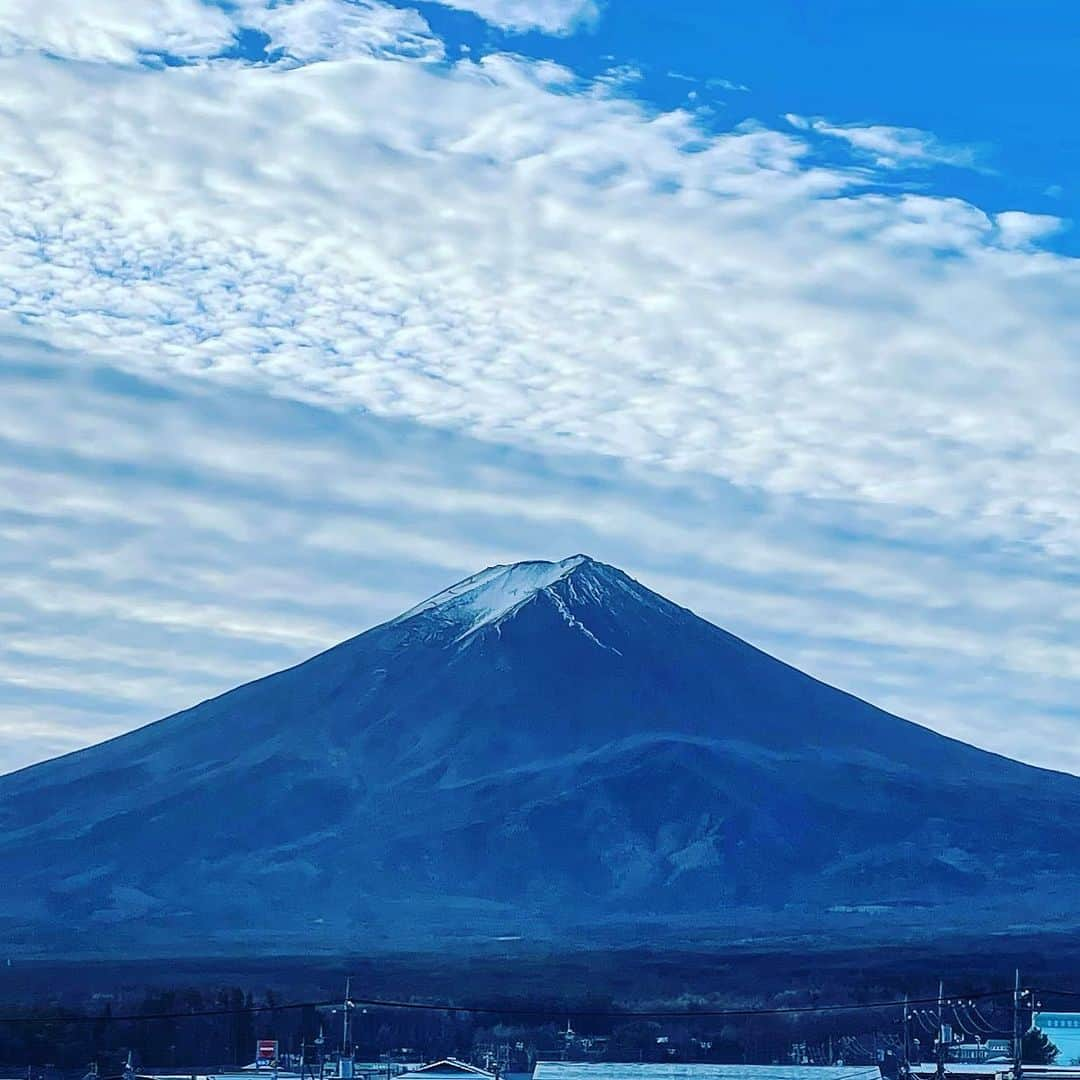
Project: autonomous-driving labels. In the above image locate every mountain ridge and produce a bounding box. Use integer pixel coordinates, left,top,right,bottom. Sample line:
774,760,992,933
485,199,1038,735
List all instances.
3,555,1079,957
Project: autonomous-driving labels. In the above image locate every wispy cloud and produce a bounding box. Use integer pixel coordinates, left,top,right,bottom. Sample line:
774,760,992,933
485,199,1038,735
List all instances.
785,112,980,169
4,344,1080,778
706,76,750,93
423,0,599,34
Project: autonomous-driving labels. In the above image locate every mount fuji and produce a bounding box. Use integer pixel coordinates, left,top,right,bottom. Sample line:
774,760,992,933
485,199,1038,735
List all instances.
3,555,1080,957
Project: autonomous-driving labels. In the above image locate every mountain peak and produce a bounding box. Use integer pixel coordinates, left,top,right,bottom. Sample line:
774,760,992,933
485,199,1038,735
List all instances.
392,554,598,639
6,551,1080,958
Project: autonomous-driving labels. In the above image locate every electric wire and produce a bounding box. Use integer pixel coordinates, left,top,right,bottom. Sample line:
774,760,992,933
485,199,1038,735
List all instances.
0,987,1019,1028
957,1003,994,1035
913,1011,938,1037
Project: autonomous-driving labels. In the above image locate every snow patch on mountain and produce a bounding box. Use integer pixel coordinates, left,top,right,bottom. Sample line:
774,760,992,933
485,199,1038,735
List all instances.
394,554,590,639
546,589,621,654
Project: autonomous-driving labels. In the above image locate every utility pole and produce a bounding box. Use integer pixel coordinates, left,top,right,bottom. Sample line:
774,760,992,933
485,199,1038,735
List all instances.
344,977,352,1057
339,978,355,1080
1013,970,1023,1080
902,994,911,1079
936,981,946,1080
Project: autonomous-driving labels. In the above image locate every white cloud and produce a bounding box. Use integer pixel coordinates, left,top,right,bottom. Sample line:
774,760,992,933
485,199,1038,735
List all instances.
1,47,1078,562
4,345,1080,777
0,0,235,63
785,112,979,169
706,76,749,93
239,0,444,63
425,0,599,34
995,209,1064,248
0,0,446,67
0,705,126,776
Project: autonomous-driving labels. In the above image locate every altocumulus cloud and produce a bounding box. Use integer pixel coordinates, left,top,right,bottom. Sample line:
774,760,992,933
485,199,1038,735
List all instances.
2,1,1078,556
2,0,1080,774
4,343,1080,778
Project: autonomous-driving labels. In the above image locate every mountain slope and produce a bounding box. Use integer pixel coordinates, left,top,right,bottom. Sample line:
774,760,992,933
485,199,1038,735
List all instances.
3,555,1079,956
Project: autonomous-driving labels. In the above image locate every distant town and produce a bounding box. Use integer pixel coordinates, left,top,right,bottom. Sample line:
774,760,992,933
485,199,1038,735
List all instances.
5,980,1080,1080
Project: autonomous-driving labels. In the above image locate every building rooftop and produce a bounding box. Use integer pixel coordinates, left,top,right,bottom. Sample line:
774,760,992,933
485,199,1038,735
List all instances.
397,1063,496,1080
909,1066,1012,1076
533,1065,883,1080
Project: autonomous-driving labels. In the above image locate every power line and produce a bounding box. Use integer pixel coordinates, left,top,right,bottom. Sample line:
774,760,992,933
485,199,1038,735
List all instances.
913,1010,938,1037
342,989,1013,1020
949,1004,977,1039
951,1001,1010,1039
0,997,342,1026
957,1003,997,1035
842,1036,877,1059
971,1003,1009,1035
0,988,1015,1027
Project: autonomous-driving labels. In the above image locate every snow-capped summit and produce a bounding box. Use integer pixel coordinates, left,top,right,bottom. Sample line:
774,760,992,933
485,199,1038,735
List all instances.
4,556,1080,958
393,555,592,639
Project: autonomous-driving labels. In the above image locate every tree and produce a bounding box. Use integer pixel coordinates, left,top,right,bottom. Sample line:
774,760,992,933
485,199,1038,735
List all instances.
1022,1029,1059,1065
608,1021,664,1061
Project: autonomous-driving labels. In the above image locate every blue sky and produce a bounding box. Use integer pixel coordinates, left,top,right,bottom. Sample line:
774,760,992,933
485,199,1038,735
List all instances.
409,0,1078,251
1,0,1079,775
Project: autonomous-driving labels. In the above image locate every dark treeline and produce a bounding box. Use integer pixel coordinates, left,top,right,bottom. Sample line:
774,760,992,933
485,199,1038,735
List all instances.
0,985,1020,1075
3,937,1071,1076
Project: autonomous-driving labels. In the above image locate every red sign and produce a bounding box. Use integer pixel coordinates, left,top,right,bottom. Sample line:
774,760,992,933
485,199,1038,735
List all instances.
257,1041,278,1062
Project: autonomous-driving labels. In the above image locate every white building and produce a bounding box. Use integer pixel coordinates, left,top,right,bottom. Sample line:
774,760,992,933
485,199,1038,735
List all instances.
395,1062,497,1080
1035,1014,1080,1067
532,1064,883,1080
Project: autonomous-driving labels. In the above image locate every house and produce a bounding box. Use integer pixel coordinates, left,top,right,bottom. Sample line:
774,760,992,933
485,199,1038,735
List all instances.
949,1042,1012,1064
394,1062,497,1080
1023,1068,1080,1080
909,1063,1012,1080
